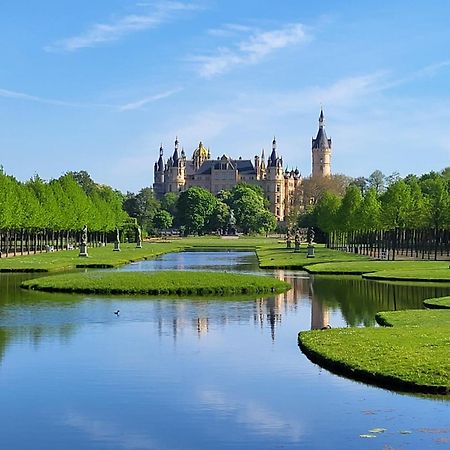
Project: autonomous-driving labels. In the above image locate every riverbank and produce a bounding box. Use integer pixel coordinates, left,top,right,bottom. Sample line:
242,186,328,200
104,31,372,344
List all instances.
21,270,291,296
298,299,450,395
0,237,369,272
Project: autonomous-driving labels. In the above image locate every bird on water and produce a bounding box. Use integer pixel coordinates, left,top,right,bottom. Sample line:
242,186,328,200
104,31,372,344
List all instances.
114,310,120,316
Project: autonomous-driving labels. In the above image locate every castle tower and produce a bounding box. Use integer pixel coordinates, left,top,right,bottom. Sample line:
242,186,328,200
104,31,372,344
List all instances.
312,109,332,177
153,144,165,198
165,137,186,193
266,137,286,221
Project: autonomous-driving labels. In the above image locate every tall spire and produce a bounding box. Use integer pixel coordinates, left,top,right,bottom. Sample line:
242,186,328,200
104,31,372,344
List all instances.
173,137,179,163
157,144,164,171
313,109,330,150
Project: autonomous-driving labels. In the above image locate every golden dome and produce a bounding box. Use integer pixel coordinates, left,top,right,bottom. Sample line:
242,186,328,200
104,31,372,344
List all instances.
193,141,208,159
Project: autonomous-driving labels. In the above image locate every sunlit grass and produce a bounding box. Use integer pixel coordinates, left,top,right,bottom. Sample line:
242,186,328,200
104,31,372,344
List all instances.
21,270,291,296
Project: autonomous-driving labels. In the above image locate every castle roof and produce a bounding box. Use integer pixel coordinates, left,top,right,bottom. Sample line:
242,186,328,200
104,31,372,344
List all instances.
195,158,256,175
312,109,331,150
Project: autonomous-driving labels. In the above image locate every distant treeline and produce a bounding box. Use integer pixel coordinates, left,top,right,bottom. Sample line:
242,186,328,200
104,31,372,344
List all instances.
0,170,127,256
301,169,450,260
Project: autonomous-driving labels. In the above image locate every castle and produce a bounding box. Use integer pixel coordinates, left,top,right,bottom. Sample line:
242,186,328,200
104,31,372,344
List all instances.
153,110,332,222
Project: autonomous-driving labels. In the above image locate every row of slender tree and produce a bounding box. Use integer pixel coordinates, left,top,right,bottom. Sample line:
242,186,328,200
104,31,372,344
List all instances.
0,170,127,256
303,169,450,260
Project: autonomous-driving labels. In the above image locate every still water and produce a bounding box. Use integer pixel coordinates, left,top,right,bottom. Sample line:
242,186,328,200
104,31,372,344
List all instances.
0,251,449,449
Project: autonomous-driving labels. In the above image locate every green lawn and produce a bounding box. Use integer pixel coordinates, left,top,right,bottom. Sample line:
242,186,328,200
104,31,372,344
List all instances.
375,309,450,327
299,305,450,395
21,270,291,296
256,243,369,269
0,237,372,272
0,242,186,272
363,267,450,282
298,324,450,394
423,296,450,309
305,260,449,275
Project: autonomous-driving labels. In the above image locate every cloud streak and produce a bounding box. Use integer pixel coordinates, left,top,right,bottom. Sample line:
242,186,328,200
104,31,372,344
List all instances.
0,86,180,111
118,87,183,111
45,1,200,52
191,23,310,77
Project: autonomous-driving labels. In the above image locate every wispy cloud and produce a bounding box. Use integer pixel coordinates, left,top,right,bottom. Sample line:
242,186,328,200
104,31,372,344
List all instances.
118,87,182,111
45,1,200,52
207,23,256,38
0,86,180,111
0,87,111,108
190,23,311,77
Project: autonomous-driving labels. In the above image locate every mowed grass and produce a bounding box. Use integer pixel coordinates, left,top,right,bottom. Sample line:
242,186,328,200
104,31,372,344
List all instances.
298,324,450,394
299,305,450,394
375,309,450,327
305,260,449,275
256,244,369,269
0,236,373,272
0,242,186,272
21,270,291,296
363,267,450,282
423,296,450,309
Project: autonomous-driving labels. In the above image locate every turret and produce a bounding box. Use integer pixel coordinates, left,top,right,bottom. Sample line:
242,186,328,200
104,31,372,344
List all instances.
312,109,332,177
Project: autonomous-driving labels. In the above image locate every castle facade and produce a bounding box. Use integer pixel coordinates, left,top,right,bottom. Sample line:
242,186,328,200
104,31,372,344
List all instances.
153,110,332,222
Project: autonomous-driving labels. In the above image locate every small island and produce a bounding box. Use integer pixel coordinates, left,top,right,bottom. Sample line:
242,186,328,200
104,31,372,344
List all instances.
21,270,291,297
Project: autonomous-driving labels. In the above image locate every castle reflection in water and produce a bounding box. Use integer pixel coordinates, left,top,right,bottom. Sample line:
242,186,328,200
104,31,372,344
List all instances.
155,271,450,342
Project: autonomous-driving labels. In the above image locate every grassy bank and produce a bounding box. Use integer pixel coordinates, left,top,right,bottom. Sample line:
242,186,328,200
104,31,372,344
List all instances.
298,326,450,394
363,267,450,282
299,307,450,395
0,242,186,272
0,236,371,272
375,309,450,327
21,271,291,296
256,243,369,269
305,260,449,275
423,296,450,309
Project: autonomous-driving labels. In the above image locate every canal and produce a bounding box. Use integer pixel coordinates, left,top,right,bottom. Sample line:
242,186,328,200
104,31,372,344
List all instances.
0,251,449,449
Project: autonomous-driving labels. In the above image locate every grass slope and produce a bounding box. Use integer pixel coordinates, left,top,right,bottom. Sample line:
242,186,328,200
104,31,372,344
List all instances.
299,307,450,394
423,296,450,309
21,271,291,296
298,326,450,394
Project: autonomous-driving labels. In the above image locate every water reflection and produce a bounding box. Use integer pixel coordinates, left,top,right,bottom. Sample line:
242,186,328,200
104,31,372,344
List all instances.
0,252,449,449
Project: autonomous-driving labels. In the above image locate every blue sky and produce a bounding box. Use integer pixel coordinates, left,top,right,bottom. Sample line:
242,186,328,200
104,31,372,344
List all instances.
1,0,449,192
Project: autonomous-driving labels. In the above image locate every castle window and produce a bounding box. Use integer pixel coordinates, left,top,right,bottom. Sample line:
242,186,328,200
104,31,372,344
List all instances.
276,184,280,192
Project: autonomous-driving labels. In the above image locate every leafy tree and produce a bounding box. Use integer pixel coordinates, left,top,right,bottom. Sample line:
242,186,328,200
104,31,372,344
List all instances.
255,209,277,235
176,187,217,234
228,184,274,234
160,192,178,217
299,174,351,206
123,187,159,232
380,180,412,228
358,188,381,230
367,170,386,195
338,185,363,232
208,200,230,233
421,177,449,229
315,192,341,233
152,210,173,233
